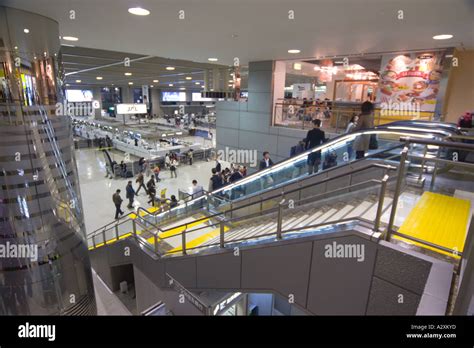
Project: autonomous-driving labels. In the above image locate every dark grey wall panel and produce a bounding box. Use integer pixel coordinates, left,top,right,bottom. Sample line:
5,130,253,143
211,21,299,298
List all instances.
241,242,313,308
165,257,197,288
196,251,241,289
306,236,377,315
366,277,420,315
374,244,432,295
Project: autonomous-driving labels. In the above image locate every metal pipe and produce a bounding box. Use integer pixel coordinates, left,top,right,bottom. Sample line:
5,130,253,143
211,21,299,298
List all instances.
276,203,283,240
182,230,187,255
386,147,408,240
220,221,225,248
373,175,389,232
132,219,137,237
115,225,119,241
103,230,107,245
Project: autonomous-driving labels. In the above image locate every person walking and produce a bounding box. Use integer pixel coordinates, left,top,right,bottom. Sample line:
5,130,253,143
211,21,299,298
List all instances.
345,115,359,160
188,149,194,166
305,119,326,175
191,180,204,198
170,158,178,178
165,153,171,169
153,165,161,182
135,172,148,195
353,101,374,159
125,181,135,209
112,189,124,219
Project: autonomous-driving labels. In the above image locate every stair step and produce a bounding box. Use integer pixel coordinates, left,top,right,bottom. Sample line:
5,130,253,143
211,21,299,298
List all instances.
329,205,355,221
345,200,374,218
313,208,338,224
362,198,393,221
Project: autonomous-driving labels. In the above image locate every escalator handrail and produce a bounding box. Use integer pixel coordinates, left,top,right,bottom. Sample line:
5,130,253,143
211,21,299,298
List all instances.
152,162,397,236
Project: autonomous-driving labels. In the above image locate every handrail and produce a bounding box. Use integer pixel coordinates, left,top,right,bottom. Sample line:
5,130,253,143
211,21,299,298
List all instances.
158,178,386,241
400,137,474,151
154,162,396,236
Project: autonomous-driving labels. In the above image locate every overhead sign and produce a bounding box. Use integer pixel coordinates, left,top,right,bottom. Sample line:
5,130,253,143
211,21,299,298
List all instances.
116,103,147,114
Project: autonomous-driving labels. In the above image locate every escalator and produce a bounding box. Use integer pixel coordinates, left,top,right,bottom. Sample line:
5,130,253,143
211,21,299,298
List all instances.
87,121,473,315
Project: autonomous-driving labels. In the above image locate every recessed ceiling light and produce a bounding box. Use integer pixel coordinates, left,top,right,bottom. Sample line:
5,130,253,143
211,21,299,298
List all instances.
180,87,186,90
128,82,133,85
65,84,70,86
169,83,174,86
124,72,132,76
128,7,150,16
96,76,103,80
293,63,302,70
150,85,154,88
228,79,234,83
195,82,200,85
288,49,300,54
166,66,175,71
14,46,18,50
433,34,453,40
75,80,81,83
34,56,37,59
153,79,159,83
210,88,214,91
185,76,192,80
334,61,344,64
62,36,79,41
23,28,30,34
61,44,75,47
208,58,218,62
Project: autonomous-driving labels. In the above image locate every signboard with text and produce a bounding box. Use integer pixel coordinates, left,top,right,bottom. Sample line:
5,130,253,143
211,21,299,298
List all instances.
116,103,147,114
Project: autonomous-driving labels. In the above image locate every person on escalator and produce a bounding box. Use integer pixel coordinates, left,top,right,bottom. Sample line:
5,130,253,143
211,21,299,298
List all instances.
209,168,224,191
169,195,179,209
353,101,374,159
345,115,359,160
305,119,326,175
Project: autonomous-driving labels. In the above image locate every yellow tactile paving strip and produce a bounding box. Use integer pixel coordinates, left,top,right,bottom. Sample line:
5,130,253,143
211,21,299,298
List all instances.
394,192,471,259
167,226,230,254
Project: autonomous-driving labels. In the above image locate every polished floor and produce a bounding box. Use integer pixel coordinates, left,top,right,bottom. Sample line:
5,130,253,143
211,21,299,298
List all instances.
76,148,218,235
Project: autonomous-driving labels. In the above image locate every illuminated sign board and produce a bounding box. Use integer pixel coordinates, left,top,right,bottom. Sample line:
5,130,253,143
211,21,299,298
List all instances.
116,103,147,114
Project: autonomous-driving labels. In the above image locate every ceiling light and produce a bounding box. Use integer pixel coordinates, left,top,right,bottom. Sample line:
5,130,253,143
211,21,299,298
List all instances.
128,7,150,16
208,58,218,62
433,34,453,40
128,82,133,85
124,72,132,76
65,84,70,87
169,83,173,87
75,80,81,83
166,66,175,71
153,79,159,83
150,85,154,88
96,76,103,80
180,87,186,90
14,46,18,50
195,82,200,85
288,49,300,54
293,63,302,70
228,80,234,83
62,36,79,41
23,28,30,34
34,56,37,59
185,76,192,80
61,44,75,47
334,61,344,64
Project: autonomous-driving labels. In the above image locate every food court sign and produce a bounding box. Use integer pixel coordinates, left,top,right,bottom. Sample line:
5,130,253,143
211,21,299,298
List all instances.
377,52,444,112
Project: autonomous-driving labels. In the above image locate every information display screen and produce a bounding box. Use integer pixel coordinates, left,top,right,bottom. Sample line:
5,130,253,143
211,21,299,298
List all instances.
162,91,186,101
66,89,94,102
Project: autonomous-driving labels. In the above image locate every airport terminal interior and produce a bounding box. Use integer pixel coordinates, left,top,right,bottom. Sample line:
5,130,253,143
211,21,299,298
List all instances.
0,0,473,318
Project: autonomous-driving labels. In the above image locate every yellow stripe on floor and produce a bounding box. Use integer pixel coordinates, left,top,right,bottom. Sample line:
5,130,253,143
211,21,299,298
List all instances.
394,192,470,258
129,206,159,219
167,226,230,254
157,216,210,239
88,231,140,251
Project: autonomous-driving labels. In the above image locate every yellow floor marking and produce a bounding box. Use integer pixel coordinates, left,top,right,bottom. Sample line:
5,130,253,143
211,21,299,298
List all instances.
130,206,159,219
166,226,230,254
88,231,141,251
157,216,209,240
394,192,470,259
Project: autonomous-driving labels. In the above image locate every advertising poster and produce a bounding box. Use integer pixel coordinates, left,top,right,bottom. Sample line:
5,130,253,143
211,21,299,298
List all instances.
292,83,312,99
377,52,444,112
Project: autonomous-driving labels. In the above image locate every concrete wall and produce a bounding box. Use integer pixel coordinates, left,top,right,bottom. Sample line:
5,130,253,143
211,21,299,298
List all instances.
443,49,474,123
89,225,453,315
216,61,307,167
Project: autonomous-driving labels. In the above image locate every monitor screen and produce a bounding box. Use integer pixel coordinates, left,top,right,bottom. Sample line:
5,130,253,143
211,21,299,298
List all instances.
162,91,186,102
66,89,94,102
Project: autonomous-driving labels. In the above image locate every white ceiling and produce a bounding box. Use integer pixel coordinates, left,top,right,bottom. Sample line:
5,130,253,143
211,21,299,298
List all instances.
2,0,473,66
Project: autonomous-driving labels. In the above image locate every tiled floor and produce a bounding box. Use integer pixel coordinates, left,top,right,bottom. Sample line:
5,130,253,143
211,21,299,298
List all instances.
76,147,217,235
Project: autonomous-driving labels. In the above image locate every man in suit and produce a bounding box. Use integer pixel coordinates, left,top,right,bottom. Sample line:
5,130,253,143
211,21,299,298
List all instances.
305,119,326,175
259,151,274,170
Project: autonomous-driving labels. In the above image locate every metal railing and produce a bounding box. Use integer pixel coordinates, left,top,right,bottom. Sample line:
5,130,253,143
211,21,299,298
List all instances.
88,162,396,256
384,136,474,260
